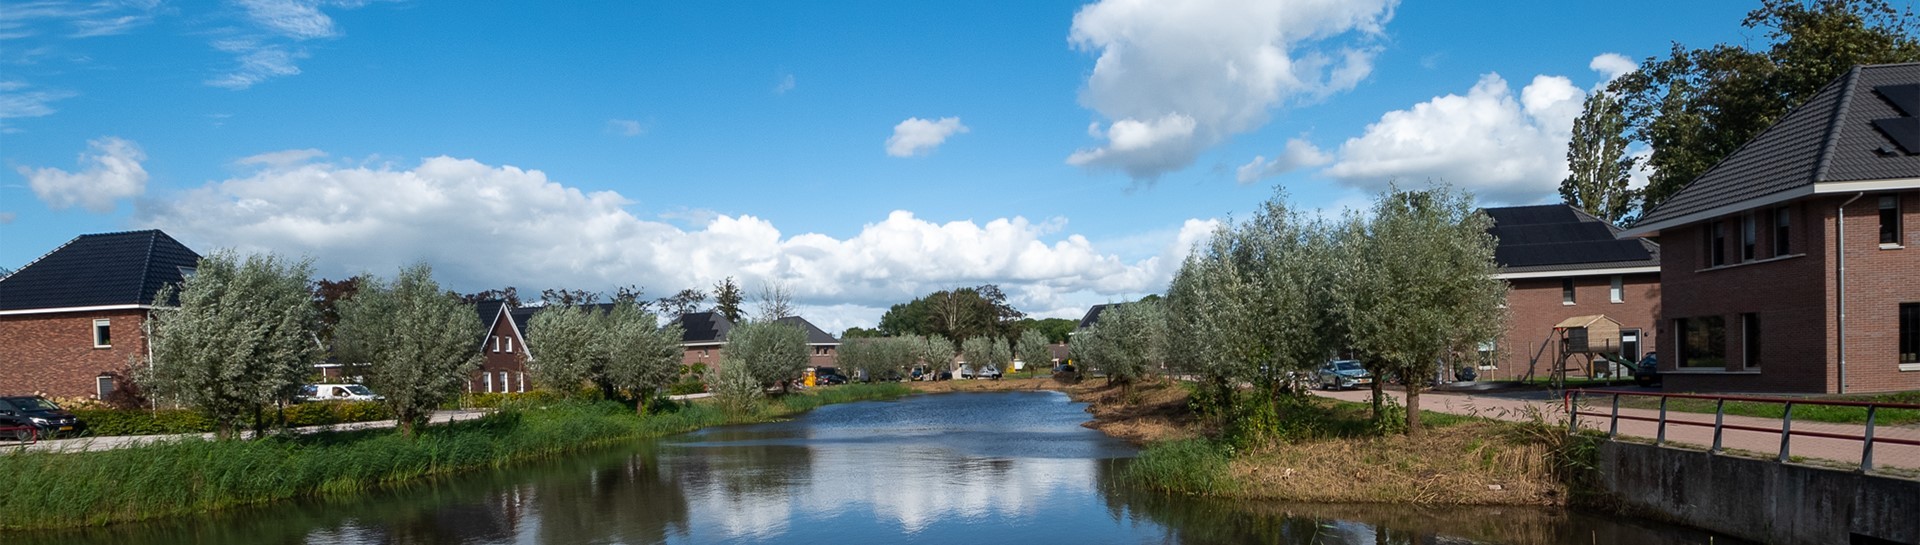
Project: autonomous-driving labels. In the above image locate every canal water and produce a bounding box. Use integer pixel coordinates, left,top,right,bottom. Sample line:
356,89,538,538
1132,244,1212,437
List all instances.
22,391,1741,544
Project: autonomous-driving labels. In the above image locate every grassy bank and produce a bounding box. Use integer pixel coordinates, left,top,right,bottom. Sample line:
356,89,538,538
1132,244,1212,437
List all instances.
1098,380,1573,506
0,383,910,530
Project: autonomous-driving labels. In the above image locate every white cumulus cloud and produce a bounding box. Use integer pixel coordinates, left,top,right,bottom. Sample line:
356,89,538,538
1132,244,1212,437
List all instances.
1066,0,1396,181
1323,55,1635,204
1590,52,1637,83
1235,138,1332,184
19,136,149,213
886,117,969,157
237,148,327,167
136,154,1213,328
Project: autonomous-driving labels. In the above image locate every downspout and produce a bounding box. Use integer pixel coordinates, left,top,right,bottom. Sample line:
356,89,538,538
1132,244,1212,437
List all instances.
1837,192,1864,394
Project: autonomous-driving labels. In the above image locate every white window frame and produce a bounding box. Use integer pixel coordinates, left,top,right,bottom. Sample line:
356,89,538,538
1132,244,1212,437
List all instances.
499,371,510,393
505,337,514,353
1610,275,1624,304
492,336,501,353
96,375,115,399
92,319,112,348
517,372,526,393
484,371,494,392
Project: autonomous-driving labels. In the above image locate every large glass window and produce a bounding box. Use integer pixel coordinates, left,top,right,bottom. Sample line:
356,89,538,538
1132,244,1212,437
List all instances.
1741,213,1757,261
1742,313,1761,368
1774,207,1792,256
1678,316,1727,368
1881,195,1902,245
1902,303,1919,365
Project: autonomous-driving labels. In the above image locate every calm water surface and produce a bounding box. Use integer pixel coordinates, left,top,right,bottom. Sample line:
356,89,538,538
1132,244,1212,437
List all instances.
25,391,1742,544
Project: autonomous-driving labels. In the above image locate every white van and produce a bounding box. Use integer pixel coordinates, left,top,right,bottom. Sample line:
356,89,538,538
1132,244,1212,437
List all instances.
299,384,382,402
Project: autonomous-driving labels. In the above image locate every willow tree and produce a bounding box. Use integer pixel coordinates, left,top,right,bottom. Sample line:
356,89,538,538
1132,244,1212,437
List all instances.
960,336,1010,377
728,320,809,390
527,304,601,397
1075,300,1167,386
1340,187,1507,435
333,263,483,436
1165,191,1339,424
1014,329,1052,376
917,334,956,375
145,250,318,437
602,301,684,412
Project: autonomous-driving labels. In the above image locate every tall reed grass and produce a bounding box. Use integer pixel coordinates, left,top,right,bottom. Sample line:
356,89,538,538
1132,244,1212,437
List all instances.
0,383,911,530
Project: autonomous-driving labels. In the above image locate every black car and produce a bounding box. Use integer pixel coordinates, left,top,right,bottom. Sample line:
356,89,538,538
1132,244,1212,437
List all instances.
0,396,86,438
816,368,849,386
0,413,36,442
1633,353,1661,387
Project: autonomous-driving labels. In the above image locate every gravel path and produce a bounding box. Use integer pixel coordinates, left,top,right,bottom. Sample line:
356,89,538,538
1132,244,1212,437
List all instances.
5,410,491,454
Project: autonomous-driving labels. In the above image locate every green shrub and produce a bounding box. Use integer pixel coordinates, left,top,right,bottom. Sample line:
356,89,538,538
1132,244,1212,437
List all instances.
1127,439,1236,495
667,380,707,396
72,409,212,436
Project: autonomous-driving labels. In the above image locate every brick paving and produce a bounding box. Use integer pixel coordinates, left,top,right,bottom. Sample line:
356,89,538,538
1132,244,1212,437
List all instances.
1311,387,1920,472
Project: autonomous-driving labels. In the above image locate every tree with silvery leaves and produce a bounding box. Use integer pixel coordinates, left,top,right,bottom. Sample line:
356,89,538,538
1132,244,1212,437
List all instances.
144,250,319,438
333,263,484,437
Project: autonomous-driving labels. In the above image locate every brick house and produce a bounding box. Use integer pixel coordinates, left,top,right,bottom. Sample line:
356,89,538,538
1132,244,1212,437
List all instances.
1619,63,1920,394
0,230,200,400
469,300,536,393
775,316,841,368
1484,205,1661,380
675,311,840,370
678,311,733,371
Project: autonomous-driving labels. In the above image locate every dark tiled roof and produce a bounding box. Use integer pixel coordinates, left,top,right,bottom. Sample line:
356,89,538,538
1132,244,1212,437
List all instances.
679,311,733,344
475,300,509,346
1484,205,1658,272
0,230,201,311
774,316,840,345
1632,63,1920,233
1076,304,1117,331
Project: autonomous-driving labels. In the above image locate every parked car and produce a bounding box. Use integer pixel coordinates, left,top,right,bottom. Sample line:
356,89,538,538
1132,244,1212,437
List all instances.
1,412,40,442
958,366,975,380
1633,352,1661,387
816,367,849,385
975,366,1002,380
299,384,382,402
0,395,86,437
1317,360,1373,390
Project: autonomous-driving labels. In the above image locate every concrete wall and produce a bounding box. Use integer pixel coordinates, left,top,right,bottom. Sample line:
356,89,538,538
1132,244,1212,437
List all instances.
1594,441,1919,545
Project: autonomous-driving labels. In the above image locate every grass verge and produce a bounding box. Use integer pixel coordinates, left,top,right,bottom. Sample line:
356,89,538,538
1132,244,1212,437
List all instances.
0,383,910,530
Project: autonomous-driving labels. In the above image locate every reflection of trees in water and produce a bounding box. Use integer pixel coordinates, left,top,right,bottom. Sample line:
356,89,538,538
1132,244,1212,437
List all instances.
11,443,693,545
531,444,692,545
1094,459,1739,545
663,443,815,540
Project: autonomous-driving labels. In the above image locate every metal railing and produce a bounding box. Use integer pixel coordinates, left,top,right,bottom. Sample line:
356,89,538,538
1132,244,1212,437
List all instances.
1564,389,1920,472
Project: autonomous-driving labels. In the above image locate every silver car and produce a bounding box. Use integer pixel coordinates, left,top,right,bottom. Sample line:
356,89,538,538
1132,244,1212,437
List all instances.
1317,360,1373,390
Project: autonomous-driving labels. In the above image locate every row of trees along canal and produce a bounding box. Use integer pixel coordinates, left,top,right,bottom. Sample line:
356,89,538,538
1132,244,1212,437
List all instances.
1078,186,1507,436
144,255,830,438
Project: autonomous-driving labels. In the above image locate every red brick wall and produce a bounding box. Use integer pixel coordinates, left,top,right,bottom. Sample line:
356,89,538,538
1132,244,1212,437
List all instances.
682,345,723,371
1658,193,1920,394
470,313,528,393
809,345,838,368
0,309,149,399
1491,273,1660,381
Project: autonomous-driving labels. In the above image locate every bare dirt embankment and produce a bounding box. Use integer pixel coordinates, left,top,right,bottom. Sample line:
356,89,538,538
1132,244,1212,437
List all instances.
910,377,1568,506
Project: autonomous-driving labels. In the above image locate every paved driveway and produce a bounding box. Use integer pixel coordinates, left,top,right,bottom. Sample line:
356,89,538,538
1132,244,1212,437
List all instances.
1310,388,1920,472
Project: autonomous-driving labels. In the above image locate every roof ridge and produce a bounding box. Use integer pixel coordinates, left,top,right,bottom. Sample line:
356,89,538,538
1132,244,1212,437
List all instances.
1636,69,1857,223
1812,65,1864,182
135,230,158,303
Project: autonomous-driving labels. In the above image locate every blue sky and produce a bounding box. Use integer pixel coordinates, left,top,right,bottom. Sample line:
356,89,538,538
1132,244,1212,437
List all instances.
0,1,1817,330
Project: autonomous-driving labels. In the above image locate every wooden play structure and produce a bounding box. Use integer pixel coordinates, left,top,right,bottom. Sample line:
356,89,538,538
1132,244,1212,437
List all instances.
1523,314,1627,386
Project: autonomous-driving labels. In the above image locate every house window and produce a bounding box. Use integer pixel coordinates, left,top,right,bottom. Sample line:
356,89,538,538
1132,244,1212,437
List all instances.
1774,207,1791,256
1901,303,1919,364
517,372,526,393
1881,195,1902,245
96,375,115,399
92,319,111,348
1677,316,1726,368
1609,275,1624,303
484,371,494,392
492,336,501,353
1562,278,1576,305
1707,222,1727,267
1742,313,1760,368
499,372,510,392
505,337,514,353
1740,213,1757,261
